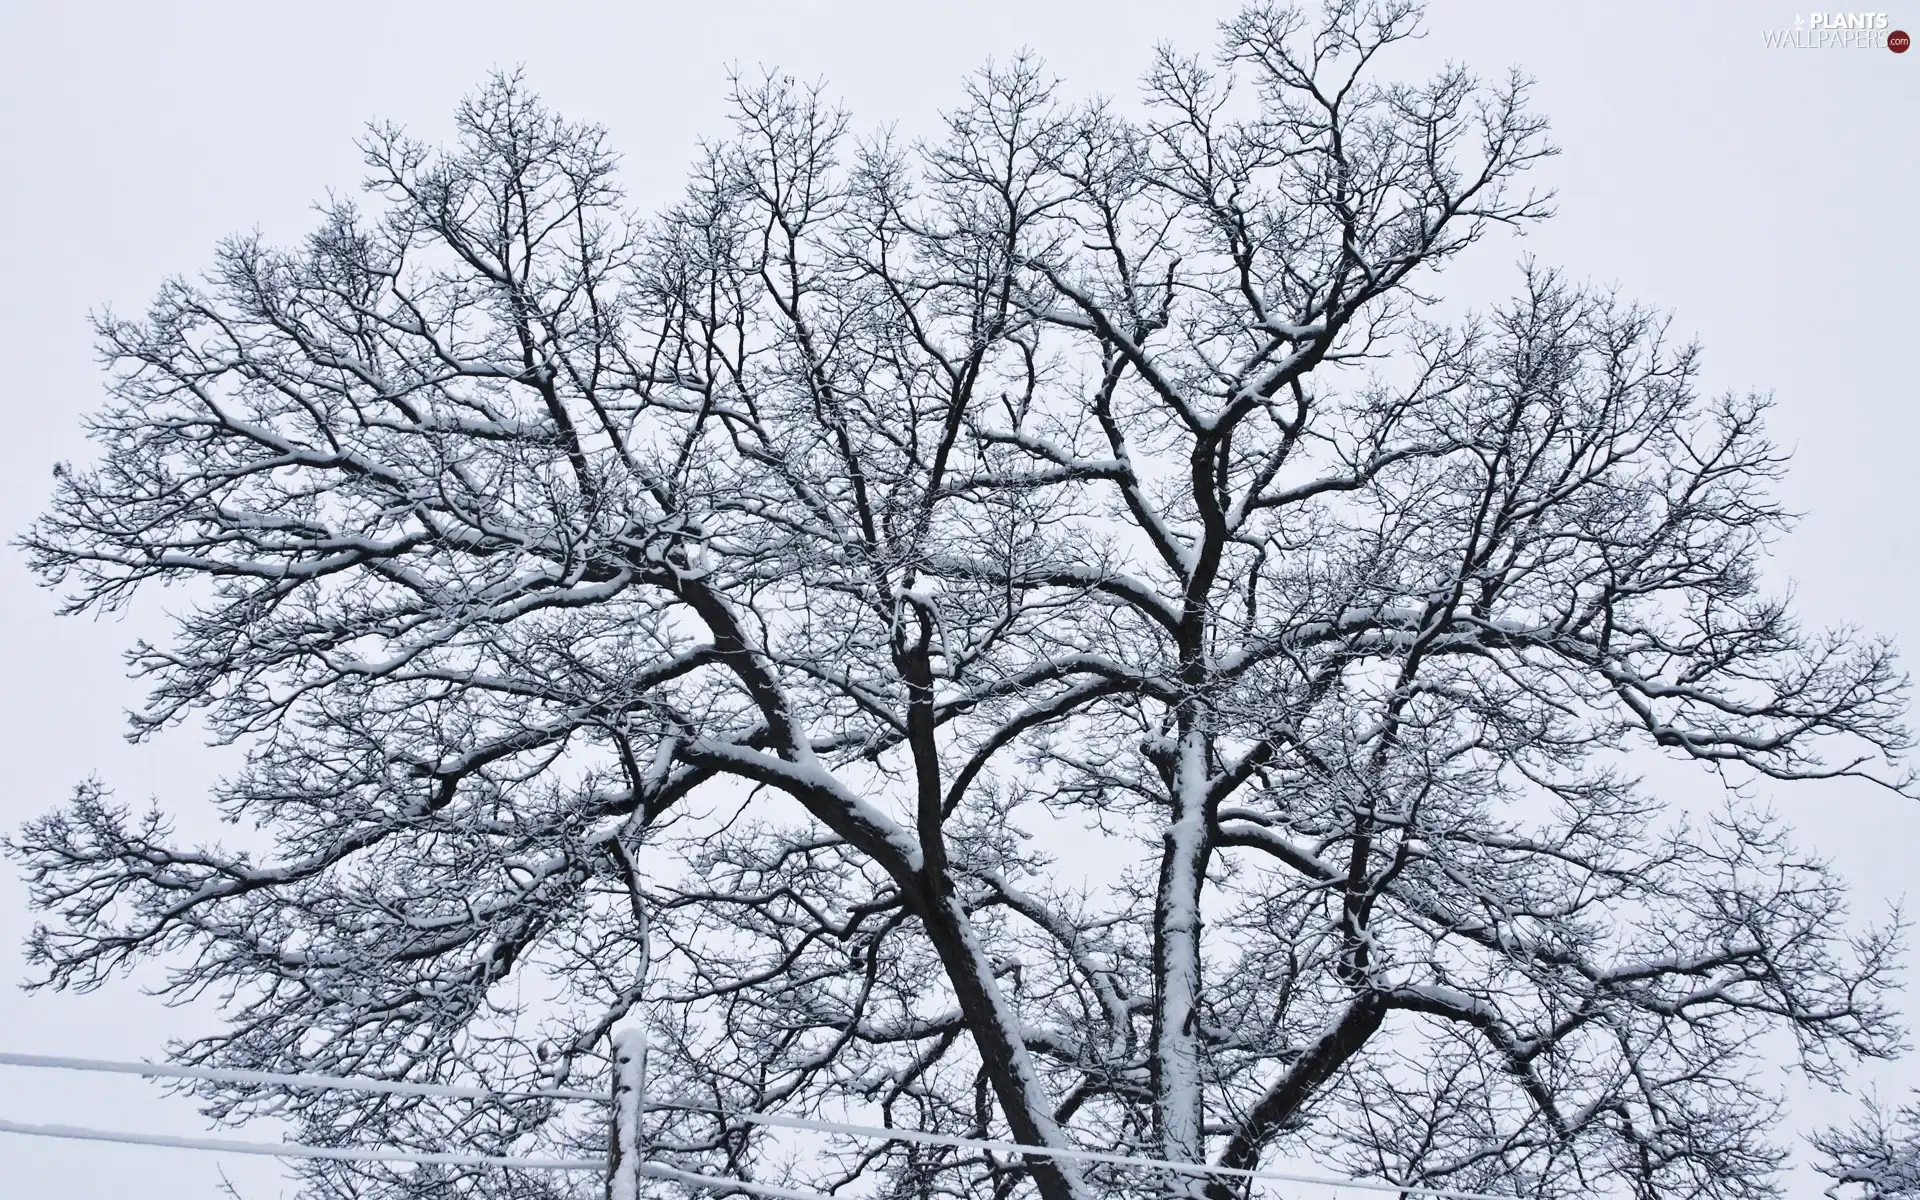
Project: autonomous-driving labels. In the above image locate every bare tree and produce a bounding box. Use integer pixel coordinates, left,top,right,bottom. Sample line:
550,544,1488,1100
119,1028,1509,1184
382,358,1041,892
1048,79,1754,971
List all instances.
12,5,1912,1200
1819,1097,1920,1200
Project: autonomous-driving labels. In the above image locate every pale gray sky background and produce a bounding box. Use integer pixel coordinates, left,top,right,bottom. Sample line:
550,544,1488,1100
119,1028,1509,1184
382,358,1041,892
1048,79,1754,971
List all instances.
1,2,1914,1196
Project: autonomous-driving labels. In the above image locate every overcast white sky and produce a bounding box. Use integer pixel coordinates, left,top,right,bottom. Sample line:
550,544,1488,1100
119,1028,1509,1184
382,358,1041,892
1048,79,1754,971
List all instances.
1,2,1914,1196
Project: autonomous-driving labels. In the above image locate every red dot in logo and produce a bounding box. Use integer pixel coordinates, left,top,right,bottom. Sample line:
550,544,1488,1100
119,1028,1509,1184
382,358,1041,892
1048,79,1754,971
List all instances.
1891,29,1912,52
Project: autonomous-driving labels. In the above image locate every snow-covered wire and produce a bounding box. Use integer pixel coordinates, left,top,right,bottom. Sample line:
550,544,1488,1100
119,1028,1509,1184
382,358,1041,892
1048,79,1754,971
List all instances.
0,1050,604,1103
643,1104,1522,1200
0,1050,1527,1200
0,1116,829,1200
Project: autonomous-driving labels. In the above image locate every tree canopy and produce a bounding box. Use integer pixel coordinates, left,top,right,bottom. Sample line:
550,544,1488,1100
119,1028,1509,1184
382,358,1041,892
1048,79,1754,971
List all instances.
13,4,1912,1199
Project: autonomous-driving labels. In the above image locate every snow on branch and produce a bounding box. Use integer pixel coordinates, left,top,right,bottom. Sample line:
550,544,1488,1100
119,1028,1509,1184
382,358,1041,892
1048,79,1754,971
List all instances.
8,8,1910,1200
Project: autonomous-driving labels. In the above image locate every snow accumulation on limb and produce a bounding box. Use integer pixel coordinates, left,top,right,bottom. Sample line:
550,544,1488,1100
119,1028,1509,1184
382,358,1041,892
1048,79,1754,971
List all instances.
607,1016,650,1200
9,12,1910,1200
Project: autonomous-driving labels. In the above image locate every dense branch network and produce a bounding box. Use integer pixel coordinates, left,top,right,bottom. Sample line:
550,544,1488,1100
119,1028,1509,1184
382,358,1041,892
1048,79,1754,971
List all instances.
11,5,1911,1200
1821,1097,1920,1199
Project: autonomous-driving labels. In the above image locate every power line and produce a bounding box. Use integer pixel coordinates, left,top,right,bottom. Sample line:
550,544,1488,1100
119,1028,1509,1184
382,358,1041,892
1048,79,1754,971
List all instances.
657,1105,1518,1200
0,1050,604,1104
0,1115,597,1169
0,1117,827,1200
1,1049,1527,1200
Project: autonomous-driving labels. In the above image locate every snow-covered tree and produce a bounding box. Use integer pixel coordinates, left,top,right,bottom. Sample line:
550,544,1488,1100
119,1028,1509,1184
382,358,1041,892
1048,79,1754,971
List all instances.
1819,1097,1920,1199
12,4,1912,1199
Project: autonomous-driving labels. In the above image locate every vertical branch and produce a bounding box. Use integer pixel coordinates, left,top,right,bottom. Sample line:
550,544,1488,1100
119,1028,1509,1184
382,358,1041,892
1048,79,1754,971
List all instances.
609,836,653,1200
607,1015,650,1200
